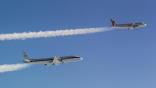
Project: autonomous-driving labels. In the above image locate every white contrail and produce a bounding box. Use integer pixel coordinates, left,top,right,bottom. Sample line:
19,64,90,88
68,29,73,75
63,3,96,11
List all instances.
0,27,113,41
0,63,29,73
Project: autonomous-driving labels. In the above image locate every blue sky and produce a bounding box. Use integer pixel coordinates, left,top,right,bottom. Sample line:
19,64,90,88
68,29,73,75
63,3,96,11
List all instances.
0,0,156,88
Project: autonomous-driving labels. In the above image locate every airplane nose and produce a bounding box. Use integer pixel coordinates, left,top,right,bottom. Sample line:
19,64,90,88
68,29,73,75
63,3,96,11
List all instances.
80,57,83,61
144,24,147,27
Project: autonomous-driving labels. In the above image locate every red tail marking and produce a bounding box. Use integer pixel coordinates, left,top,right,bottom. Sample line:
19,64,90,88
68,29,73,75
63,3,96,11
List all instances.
111,19,116,27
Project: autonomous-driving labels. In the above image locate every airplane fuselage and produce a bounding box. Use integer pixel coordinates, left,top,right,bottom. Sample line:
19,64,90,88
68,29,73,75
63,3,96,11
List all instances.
24,55,82,65
114,22,147,29
110,19,147,30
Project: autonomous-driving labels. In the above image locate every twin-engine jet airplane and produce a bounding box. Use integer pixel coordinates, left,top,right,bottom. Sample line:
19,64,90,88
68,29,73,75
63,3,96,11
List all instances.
111,19,147,30
23,52,83,65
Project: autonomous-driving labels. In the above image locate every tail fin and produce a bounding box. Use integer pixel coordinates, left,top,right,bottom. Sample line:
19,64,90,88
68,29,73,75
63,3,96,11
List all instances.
23,51,31,63
110,19,117,27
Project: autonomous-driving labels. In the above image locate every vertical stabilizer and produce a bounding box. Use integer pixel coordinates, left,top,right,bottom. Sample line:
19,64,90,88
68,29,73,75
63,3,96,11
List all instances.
23,51,31,63
111,19,117,27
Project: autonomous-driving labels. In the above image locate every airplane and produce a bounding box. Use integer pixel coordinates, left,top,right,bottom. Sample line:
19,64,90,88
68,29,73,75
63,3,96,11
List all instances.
23,52,83,65
110,19,147,30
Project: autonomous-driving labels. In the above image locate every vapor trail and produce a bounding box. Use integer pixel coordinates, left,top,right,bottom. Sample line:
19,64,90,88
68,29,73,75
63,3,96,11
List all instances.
0,27,113,41
0,64,29,73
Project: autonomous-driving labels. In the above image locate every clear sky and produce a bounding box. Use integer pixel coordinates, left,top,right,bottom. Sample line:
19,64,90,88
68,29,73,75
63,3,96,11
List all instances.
0,0,156,88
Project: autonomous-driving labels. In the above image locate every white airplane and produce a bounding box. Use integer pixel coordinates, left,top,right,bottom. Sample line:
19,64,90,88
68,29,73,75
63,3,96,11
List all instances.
111,19,147,30
23,52,83,65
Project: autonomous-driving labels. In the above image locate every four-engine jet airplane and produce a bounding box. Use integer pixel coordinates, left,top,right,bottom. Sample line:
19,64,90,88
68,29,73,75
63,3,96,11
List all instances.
23,52,83,65
111,19,147,30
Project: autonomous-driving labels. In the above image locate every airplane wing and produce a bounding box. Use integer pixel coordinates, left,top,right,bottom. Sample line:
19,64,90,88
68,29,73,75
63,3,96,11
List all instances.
52,56,62,65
